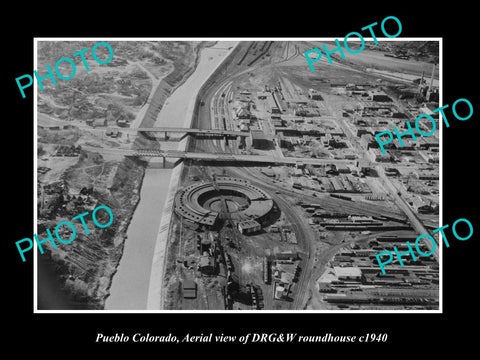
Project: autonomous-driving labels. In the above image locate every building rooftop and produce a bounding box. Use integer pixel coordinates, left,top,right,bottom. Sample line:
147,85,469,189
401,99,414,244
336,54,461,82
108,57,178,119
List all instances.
333,266,362,278
250,129,269,140
183,280,196,289
238,219,260,228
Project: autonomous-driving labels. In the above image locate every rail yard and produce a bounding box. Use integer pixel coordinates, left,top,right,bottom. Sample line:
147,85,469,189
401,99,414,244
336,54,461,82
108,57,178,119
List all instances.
158,40,440,310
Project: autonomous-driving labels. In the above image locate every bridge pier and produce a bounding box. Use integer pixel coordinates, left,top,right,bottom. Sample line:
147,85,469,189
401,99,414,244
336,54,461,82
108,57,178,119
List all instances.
174,158,184,167
238,136,246,149
223,135,228,151
164,131,169,141
162,156,166,168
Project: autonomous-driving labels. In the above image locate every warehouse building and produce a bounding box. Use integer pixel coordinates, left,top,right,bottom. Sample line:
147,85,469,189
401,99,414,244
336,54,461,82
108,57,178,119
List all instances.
333,266,362,281
182,280,197,299
237,219,261,234
250,130,273,150
369,148,393,162
368,90,392,102
308,88,323,100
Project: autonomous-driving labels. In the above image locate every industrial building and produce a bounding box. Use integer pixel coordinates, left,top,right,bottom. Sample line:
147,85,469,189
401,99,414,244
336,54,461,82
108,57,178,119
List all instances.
237,219,261,234
257,91,268,100
267,93,281,114
250,130,273,150
199,254,216,275
416,170,438,180
368,148,393,162
182,280,197,299
308,88,323,100
333,267,362,281
367,90,392,102
235,107,251,119
174,177,274,228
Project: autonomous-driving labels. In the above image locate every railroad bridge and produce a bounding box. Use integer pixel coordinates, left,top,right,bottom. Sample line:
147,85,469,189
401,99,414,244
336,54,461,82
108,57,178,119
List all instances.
107,126,250,141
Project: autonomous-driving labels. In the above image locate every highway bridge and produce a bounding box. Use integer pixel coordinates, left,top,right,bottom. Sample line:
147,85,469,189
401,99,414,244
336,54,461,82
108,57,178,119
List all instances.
83,145,355,167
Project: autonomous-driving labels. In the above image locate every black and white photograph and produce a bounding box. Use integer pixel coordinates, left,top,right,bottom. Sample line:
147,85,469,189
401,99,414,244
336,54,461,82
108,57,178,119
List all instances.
4,5,479,353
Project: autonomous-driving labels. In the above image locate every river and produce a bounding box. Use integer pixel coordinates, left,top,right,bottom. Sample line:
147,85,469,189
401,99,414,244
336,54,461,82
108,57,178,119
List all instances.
105,41,238,310
104,168,172,309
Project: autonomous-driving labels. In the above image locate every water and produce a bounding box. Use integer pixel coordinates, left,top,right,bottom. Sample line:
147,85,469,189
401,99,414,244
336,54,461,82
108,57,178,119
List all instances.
155,41,237,129
105,168,172,309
